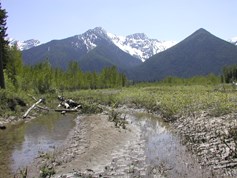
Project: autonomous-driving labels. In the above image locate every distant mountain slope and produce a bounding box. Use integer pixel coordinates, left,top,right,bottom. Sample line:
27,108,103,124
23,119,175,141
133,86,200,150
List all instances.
129,28,237,81
22,27,142,71
79,44,142,72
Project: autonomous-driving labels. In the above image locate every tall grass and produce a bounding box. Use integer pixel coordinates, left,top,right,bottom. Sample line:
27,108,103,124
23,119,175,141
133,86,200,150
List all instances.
66,84,237,119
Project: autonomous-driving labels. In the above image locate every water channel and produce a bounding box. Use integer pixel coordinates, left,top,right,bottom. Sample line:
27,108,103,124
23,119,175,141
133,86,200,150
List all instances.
128,112,208,177
0,109,209,177
0,113,75,177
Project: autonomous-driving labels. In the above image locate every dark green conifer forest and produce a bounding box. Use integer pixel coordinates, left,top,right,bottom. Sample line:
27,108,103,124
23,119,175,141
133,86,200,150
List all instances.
0,2,8,89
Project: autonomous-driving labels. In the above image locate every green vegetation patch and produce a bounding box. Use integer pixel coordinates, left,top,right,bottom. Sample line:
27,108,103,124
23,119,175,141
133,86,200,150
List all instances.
66,84,237,119
0,89,27,117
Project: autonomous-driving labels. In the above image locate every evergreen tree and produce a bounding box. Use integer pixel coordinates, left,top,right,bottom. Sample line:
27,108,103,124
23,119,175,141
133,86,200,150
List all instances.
0,3,8,89
6,44,23,89
38,61,53,93
222,65,237,83
67,61,80,90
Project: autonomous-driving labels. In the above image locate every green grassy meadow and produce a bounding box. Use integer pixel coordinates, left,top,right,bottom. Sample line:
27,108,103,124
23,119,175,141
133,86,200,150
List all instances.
66,83,237,119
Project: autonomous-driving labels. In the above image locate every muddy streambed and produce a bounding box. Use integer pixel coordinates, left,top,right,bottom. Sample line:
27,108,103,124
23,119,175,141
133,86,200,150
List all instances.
0,108,211,177
49,108,212,178
0,113,75,178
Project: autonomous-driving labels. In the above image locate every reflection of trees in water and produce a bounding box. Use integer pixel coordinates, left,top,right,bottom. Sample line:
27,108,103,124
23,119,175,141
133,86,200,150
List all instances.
25,113,75,139
0,113,75,177
0,122,26,177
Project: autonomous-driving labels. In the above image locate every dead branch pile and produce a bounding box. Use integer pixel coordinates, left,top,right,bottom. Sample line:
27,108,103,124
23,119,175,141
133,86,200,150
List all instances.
55,96,82,113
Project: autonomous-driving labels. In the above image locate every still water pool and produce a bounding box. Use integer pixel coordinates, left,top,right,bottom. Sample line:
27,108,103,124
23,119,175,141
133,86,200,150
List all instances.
0,113,75,177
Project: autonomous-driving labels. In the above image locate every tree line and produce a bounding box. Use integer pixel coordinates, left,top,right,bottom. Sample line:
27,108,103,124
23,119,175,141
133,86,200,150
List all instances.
221,65,237,83
5,44,127,93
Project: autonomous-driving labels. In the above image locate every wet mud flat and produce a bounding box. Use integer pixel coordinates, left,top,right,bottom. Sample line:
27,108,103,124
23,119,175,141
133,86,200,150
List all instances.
28,107,213,178
173,111,237,176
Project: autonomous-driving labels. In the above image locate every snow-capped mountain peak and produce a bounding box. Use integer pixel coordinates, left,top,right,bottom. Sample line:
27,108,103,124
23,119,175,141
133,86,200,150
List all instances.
71,27,112,52
9,38,40,50
107,31,176,62
71,27,176,62
126,33,148,40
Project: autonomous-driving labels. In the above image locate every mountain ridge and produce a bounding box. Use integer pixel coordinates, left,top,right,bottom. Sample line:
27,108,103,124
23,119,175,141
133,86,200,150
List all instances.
22,27,142,71
21,27,176,62
20,27,237,82
128,28,237,81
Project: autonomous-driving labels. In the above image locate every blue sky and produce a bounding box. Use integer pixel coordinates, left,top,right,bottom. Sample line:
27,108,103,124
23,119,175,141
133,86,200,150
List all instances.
1,0,237,43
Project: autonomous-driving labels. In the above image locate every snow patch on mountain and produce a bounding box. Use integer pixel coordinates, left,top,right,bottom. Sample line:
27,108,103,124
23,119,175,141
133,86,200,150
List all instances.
71,27,113,52
107,32,176,62
230,37,237,45
9,38,41,50
80,35,97,51
70,27,176,62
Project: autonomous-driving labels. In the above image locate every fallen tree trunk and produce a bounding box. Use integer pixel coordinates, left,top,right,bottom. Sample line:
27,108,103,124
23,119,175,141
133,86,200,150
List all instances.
23,99,44,118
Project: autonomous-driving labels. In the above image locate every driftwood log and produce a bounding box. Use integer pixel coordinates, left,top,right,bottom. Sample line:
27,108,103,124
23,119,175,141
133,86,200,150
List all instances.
23,98,44,118
23,95,81,117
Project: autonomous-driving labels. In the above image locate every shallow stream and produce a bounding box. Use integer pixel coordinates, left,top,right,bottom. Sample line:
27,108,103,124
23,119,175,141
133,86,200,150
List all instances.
0,109,210,177
128,112,209,177
0,113,75,177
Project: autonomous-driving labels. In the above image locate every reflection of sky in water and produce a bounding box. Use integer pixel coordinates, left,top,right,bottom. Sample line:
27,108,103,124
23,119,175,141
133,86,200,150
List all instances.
146,133,178,163
129,112,204,177
130,114,177,161
11,115,75,172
